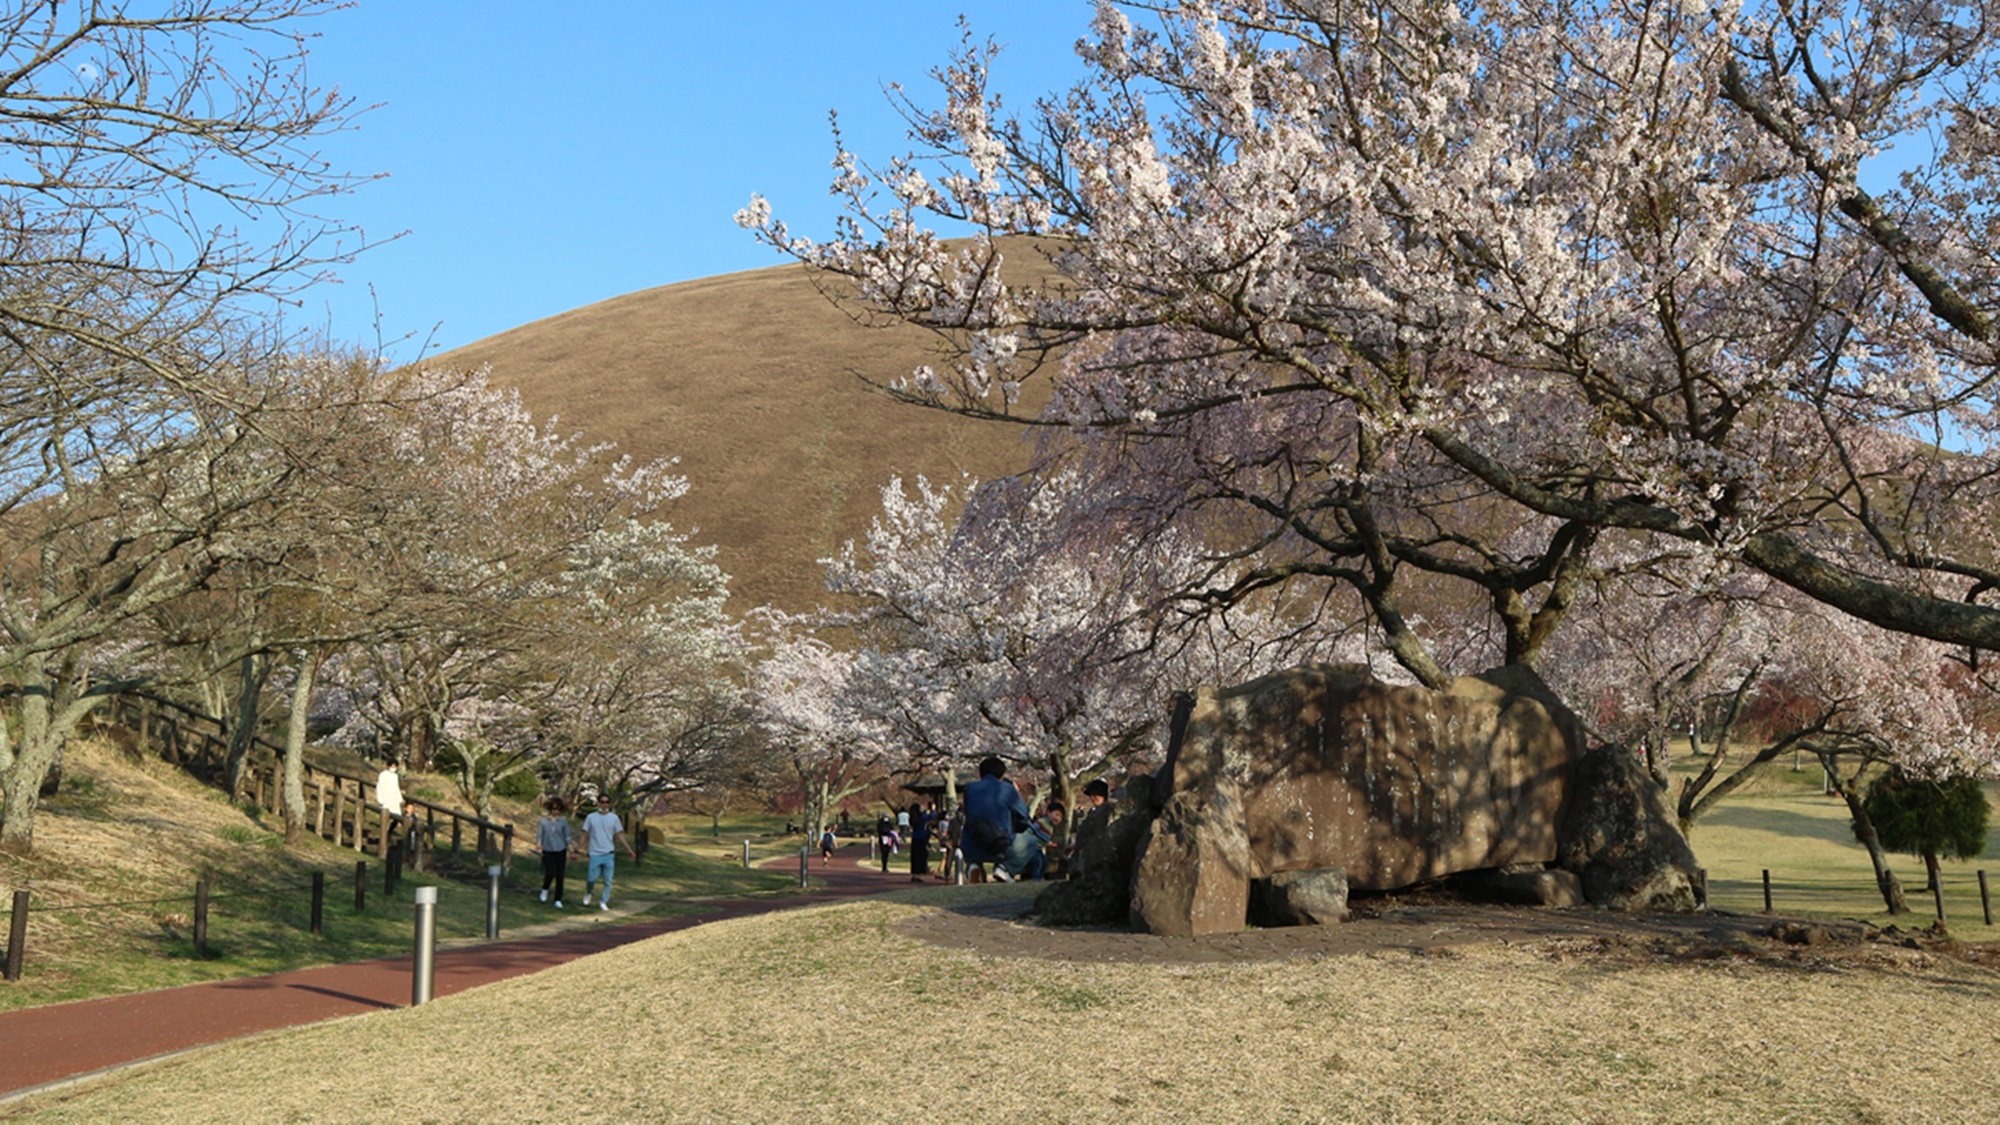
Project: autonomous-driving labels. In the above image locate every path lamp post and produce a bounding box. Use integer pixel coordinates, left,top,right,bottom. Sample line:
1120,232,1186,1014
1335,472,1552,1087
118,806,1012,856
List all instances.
411,886,438,1005
485,866,502,940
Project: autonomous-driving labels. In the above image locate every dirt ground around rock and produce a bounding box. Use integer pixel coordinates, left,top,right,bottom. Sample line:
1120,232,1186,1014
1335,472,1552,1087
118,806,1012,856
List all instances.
897,888,2000,973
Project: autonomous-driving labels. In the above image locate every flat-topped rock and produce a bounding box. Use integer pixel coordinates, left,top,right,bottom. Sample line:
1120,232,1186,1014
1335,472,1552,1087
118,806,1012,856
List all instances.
1131,664,1584,936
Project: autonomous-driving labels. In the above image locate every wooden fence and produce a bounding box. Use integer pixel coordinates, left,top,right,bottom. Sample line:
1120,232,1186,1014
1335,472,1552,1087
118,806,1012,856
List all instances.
103,693,515,870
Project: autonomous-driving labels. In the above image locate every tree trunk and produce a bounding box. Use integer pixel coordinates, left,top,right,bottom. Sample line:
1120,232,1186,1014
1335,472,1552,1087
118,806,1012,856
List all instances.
226,650,270,799
0,660,93,854
1923,851,1942,895
1825,757,1909,914
280,652,321,846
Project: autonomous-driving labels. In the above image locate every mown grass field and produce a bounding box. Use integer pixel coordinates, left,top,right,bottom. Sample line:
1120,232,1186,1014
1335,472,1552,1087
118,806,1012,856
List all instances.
8,881,1996,1123
7,740,2000,1120
1674,753,2000,939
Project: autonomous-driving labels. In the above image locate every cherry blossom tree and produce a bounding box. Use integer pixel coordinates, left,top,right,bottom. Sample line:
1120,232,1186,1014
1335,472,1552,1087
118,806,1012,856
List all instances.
821,471,1365,818
741,0,2000,679
751,618,898,839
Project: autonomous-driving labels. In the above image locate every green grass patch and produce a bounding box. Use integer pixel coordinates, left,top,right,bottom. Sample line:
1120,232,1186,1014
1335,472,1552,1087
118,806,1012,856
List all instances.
1677,754,2000,939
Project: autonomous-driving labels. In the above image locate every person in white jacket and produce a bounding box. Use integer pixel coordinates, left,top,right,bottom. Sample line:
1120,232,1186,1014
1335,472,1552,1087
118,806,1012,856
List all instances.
375,761,404,814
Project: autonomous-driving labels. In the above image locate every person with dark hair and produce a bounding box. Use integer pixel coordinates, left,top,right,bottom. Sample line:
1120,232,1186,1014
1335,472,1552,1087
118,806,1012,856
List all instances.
959,755,1043,881
536,797,574,908
581,795,636,912
907,801,931,882
1082,778,1111,809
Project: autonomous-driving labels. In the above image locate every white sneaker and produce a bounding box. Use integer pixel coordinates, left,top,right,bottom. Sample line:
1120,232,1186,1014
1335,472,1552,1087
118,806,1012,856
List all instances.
991,867,1012,882
582,893,592,905
599,900,610,912
553,901,563,909
538,889,548,902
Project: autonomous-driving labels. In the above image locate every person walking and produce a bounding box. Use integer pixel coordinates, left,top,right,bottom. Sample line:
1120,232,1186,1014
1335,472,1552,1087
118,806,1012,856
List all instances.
536,798,575,908
580,795,637,912
907,801,931,882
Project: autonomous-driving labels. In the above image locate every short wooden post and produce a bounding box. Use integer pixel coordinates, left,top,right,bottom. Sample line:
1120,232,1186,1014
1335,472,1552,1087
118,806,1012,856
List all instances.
501,826,514,876
333,785,348,848
1980,871,1992,927
376,806,391,859
193,877,211,958
310,871,325,935
351,783,365,853
353,860,367,912
5,889,28,981
1762,869,1773,914
451,816,462,853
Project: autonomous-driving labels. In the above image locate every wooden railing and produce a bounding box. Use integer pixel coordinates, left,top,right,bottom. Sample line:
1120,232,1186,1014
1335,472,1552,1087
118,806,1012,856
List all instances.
102,693,516,871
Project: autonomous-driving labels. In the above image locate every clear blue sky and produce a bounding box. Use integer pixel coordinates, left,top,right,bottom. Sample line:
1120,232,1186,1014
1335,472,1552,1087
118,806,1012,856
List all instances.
301,2,1092,360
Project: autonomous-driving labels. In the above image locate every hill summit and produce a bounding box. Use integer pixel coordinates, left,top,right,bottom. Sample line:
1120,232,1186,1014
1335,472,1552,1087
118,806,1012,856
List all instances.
438,249,1048,615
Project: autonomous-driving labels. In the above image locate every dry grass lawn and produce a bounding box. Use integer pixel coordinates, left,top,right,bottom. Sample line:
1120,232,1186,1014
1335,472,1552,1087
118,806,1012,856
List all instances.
11,884,1999,1123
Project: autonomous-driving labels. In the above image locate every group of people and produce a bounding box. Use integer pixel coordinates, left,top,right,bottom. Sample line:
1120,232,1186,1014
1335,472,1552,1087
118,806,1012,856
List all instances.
534,795,637,912
375,759,639,912
817,758,1116,884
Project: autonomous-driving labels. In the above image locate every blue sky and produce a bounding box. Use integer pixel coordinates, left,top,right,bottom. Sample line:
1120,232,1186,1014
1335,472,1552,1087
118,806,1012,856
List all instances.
302,2,1093,359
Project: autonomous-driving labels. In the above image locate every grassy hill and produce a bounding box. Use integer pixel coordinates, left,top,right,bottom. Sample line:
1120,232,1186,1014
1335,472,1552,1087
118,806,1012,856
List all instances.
435,242,1059,615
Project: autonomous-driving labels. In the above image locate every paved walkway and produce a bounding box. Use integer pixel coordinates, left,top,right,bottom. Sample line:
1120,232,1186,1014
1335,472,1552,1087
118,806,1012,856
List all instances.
0,845,928,1100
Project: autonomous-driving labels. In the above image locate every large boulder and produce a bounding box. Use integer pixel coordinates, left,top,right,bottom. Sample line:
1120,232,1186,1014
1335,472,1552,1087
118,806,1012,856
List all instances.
1557,745,1705,911
1129,663,1583,936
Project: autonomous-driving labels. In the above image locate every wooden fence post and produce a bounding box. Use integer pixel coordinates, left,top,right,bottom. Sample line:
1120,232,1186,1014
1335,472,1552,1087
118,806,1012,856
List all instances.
5,890,27,981
333,784,347,848
310,871,325,936
451,817,462,853
313,779,327,840
193,878,210,959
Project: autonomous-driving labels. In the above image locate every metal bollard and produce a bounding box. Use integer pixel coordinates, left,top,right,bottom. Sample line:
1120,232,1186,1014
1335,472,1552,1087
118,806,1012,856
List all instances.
955,848,967,886
485,865,502,940
411,886,438,1005
798,845,809,887
743,839,751,869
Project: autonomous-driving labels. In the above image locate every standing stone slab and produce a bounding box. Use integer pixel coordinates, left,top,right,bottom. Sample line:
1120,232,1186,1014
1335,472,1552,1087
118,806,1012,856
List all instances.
1557,745,1704,911
1130,663,1582,936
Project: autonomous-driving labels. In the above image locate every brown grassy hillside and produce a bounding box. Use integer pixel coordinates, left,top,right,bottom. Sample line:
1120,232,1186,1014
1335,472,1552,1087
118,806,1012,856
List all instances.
436,243,1056,615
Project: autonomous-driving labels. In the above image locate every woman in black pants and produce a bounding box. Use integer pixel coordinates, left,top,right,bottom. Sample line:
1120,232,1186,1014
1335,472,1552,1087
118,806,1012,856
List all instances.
907,802,931,882
537,797,575,907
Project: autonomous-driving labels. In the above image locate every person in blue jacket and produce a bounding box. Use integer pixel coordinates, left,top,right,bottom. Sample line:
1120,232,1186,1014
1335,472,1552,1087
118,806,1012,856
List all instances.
958,755,1044,881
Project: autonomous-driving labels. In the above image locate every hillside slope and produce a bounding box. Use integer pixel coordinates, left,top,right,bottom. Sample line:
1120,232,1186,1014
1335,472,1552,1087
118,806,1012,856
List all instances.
436,245,1055,615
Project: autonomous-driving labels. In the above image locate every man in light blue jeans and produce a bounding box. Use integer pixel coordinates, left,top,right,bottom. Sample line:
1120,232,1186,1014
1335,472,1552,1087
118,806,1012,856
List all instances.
580,795,637,912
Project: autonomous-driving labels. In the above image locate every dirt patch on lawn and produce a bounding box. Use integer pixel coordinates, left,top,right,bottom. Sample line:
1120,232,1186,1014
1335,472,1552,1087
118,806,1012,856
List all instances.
897,889,2000,971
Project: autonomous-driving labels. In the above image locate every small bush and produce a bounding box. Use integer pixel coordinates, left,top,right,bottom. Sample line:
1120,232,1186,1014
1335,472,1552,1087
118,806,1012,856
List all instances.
493,769,541,802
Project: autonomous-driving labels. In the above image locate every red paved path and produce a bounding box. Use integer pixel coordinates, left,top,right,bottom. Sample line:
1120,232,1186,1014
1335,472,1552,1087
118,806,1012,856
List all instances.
0,846,923,1099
